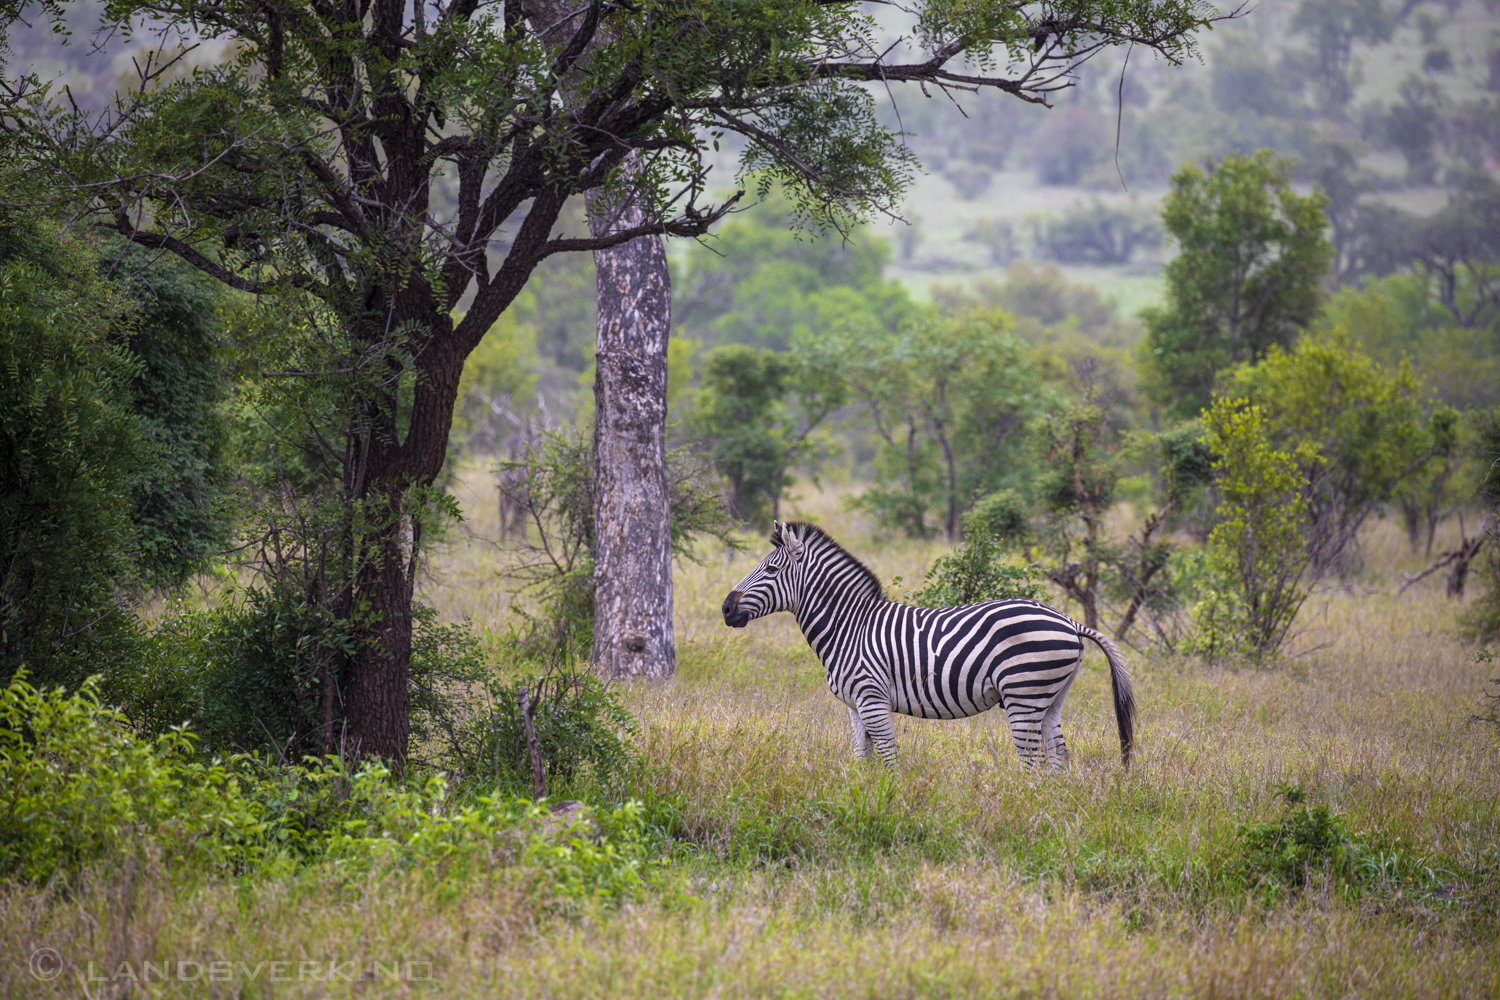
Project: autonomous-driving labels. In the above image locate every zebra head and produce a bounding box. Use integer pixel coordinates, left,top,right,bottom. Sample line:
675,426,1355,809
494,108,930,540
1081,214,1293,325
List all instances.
722,521,807,628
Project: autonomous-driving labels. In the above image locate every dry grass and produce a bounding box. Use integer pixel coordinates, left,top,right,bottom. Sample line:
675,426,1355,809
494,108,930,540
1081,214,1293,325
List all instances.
3,464,1497,998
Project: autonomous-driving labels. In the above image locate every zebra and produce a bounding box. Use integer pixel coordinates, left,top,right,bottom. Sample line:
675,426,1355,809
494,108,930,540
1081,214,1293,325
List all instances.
721,521,1136,771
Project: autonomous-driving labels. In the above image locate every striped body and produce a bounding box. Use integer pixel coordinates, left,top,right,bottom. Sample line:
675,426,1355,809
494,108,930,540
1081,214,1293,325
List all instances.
723,522,1135,770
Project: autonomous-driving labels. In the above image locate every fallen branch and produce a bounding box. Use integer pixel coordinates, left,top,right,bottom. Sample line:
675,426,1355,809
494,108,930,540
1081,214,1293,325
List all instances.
1399,514,1494,596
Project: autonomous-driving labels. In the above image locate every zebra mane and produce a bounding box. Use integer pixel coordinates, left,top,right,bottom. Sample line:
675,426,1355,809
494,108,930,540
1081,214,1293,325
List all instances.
774,522,885,600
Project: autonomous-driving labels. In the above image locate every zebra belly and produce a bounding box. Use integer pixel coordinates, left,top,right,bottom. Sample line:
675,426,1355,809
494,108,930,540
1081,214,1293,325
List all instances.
891,683,1001,719
877,601,1080,720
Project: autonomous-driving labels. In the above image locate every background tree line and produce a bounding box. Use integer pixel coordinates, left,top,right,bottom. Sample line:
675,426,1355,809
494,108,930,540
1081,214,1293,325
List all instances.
666,150,1500,662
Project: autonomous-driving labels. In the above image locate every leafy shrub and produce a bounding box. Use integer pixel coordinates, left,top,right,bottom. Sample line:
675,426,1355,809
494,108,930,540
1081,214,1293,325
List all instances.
1,671,650,902
119,589,354,757
436,664,638,795
0,218,147,687
107,238,236,589
1237,783,1454,902
123,598,484,761
1239,784,1362,891
0,672,260,883
261,759,650,905
909,495,1044,607
1188,398,1318,663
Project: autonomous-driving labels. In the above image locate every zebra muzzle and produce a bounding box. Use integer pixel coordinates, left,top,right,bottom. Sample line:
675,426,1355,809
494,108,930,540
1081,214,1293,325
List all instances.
722,591,750,628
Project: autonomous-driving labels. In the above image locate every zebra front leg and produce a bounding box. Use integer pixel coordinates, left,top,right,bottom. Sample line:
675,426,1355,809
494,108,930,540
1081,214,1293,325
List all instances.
848,707,872,759
855,699,898,765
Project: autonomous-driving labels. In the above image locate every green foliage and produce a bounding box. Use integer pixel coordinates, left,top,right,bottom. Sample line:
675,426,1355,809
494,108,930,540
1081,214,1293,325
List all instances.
434,666,639,796
1029,394,1121,630
0,217,146,686
107,239,236,589
842,307,1056,539
1235,782,1448,902
1224,331,1445,575
0,669,651,900
672,195,916,351
688,342,845,524
121,594,487,760
0,672,261,884
1141,151,1333,421
1313,272,1499,412
1191,398,1318,662
1239,784,1364,892
908,526,1045,610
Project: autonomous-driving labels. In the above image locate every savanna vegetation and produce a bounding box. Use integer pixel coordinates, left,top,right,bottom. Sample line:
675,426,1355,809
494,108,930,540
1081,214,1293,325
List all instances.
3,0,1500,995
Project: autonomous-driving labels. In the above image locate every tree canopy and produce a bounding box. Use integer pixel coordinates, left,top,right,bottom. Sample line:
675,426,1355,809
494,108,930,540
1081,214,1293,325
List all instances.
1141,150,1332,421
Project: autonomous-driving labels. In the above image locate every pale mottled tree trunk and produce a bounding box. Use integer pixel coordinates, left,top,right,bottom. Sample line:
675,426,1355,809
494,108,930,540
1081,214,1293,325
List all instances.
587,178,676,679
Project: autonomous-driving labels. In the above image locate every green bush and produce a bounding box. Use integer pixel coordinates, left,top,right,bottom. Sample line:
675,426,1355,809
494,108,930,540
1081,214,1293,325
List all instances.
903,491,1043,609
1237,783,1455,902
0,672,261,883
1239,784,1362,891
0,670,650,901
0,218,148,686
123,597,489,761
1188,398,1318,663
108,239,235,589
119,588,354,757
439,665,639,796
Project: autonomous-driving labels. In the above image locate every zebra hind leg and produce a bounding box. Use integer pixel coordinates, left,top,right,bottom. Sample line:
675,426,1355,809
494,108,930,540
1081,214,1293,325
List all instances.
1040,671,1078,774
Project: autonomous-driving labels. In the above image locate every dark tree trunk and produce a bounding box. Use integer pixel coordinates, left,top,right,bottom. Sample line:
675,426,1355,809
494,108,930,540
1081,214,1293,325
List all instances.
339,291,469,764
343,508,416,761
588,178,676,680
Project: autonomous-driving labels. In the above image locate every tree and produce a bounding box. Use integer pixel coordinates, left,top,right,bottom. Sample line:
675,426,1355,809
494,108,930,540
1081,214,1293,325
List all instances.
1141,151,1333,422
1225,331,1454,577
689,342,844,525
1031,394,1116,630
1289,0,1395,119
1413,174,1500,332
0,0,1218,761
841,308,1052,540
1383,75,1446,185
672,195,914,351
1191,398,1318,664
1313,272,1499,412
0,217,145,685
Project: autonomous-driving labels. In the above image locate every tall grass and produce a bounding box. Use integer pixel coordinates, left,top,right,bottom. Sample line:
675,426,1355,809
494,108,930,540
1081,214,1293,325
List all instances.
3,466,1496,998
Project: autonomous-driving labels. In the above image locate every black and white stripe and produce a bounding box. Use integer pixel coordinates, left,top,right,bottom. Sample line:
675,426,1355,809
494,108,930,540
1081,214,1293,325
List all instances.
722,521,1136,770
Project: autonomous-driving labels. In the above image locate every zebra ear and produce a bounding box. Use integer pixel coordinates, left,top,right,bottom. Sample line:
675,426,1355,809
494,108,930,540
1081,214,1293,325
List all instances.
783,523,804,561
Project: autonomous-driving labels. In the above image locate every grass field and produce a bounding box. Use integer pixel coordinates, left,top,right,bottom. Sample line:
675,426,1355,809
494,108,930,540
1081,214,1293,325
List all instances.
4,469,1499,999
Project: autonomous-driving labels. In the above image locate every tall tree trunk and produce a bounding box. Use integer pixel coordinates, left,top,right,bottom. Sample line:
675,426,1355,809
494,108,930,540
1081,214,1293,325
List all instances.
340,289,467,765
343,499,416,761
588,178,676,680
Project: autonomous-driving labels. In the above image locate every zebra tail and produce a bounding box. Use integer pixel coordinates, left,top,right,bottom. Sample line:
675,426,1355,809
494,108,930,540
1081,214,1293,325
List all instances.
1078,625,1136,769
